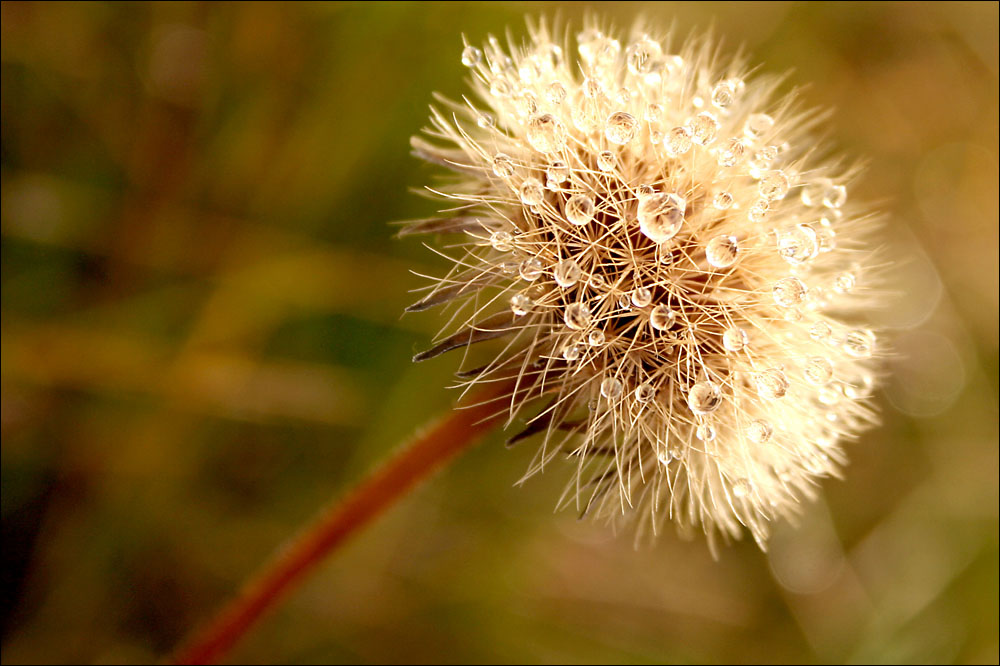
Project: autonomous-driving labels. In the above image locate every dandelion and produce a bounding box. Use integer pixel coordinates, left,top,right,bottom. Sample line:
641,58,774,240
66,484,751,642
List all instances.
403,19,882,548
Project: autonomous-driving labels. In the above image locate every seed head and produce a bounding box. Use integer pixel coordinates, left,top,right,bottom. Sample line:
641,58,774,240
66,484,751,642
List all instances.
401,20,881,549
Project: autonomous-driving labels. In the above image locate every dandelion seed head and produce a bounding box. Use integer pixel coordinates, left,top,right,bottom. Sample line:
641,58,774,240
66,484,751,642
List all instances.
402,19,882,550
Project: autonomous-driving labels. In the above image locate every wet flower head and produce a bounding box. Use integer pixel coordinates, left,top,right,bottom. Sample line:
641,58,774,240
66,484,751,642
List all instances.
402,19,881,549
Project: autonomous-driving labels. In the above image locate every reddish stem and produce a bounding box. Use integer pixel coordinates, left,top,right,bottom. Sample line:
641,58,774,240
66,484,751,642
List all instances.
171,384,511,665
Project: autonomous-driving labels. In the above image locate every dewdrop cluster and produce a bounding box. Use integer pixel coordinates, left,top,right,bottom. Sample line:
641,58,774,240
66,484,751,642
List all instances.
402,20,881,548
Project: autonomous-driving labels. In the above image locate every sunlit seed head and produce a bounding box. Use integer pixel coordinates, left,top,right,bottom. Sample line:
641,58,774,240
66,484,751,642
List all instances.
405,19,884,548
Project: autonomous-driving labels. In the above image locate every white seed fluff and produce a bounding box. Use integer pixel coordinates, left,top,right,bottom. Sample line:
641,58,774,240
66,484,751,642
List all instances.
403,19,882,550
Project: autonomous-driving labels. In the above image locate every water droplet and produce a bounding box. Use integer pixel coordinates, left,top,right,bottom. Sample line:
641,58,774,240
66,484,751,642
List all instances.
500,260,518,275
634,383,655,403
600,377,623,399
638,192,686,243
744,113,774,139
477,112,495,129
519,177,544,206
732,478,752,498
605,111,638,145
712,191,734,209
626,38,662,74
545,81,567,105
784,308,803,322
616,293,631,310
800,178,828,207
778,224,818,265
510,293,532,316
665,126,693,156
649,304,676,331
756,368,789,399
773,277,807,307
546,161,569,189
564,302,592,330
759,170,790,201
588,273,607,290
822,182,847,208
818,386,840,405
644,103,663,123
519,257,544,281
588,329,605,346
688,381,723,414
526,113,567,153
490,77,511,98
816,226,836,253
808,322,831,344
492,153,515,178
597,151,616,171
748,199,769,223
843,329,875,358
561,341,582,361
554,258,582,288
490,230,513,252
630,287,652,307
565,194,595,226
688,112,719,146
582,76,602,99
749,146,778,174
747,420,773,443
804,357,833,385
696,423,717,441
717,137,745,167
722,326,747,352
706,235,740,268
711,81,735,108
833,271,856,293
461,45,482,68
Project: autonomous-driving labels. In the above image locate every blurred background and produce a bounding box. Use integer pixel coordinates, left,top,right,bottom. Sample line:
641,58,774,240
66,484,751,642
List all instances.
1,2,996,663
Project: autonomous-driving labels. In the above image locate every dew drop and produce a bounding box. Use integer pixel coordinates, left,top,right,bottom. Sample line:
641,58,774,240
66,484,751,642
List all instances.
748,199,770,224
600,377,623,400
773,277,807,307
649,304,676,331
616,293,631,310
564,194,595,226
744,113,774,139
638,192,686,243
711,81,735,108
588,329,605,346
492,153,515,178
477,112,495,129
809,320,832,342
759,170,790,201
461,45,482,68
688,381,723,415
554,258,582,288
822,182,847,209
664,126,693,156
544,81,567,106
634,383,655,403
722,326,748,352
605,111,638,145
518,257,544,281
597,151,616,171
712,191,734,209
588,273,607,290
756,368,789,399
526,113,567,153
644,103,664,123
519,177,544,206
717,137,745,167
732,478,752,498
490,230,513,252
564,302,592,330
582,76,602,99
749,146,778,174
626,38,662,75
696,423,717,442
489,77,511,98
561,341,582,362
833,271,856,293
804,357,833,385
843,329,875,358
546,161,569,189
688,111,720,146
510,293,532,316
706,235,740,268
630,287,652,307
778,224,819,265
746,419,773,443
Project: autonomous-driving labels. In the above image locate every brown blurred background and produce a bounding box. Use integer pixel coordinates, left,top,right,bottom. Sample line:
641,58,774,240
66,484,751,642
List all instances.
1,2,997,663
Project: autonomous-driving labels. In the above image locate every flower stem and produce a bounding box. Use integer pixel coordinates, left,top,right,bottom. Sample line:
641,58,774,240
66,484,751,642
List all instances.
171,383,511,665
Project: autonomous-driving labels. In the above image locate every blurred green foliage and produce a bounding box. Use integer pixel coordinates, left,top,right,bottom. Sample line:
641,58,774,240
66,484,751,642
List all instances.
1,2,997,663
